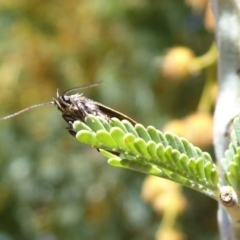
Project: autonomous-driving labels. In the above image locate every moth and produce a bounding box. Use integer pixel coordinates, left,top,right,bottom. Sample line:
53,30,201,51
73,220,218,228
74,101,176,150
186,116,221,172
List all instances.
0,83,137,137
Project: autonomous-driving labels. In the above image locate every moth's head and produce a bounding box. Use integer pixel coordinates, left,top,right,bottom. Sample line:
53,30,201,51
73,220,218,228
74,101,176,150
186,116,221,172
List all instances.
53,92,83,115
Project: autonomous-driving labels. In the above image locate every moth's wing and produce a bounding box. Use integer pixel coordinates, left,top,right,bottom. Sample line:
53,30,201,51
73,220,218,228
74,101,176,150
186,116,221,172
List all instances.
96,103,137,125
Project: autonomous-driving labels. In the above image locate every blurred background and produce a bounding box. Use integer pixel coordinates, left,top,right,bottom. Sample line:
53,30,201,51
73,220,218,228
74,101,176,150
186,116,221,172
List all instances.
0,0,218,239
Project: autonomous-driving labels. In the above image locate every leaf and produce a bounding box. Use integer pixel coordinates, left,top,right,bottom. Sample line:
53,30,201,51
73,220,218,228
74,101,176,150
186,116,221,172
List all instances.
134,138,151,159
135,123,151,142
221,116,240,190
165,133,178,151
188,158,197,177
122,120,138,137
179,154,190,173
211,168,219,187
73,120,92,132
76,130,100,147
74,115,219,199
96,130,118,149
157,131,169,147
146,140,158,159
196,158,205,181
156,143,168,164
164,146,177,168
233,117,240,145
99,149,119,159
233,153,240,169
229,162,239,178
123,133,139,154
148,165,164,176
204,162,213,185
110,118,128,133
147,126,161,143
110,127,127,150
225,172,237,189
108,158,125,168
226,162,240,189
182,138,198,159
98,117,112,132
171,150,183,170
173,135,185,153
85,115,107,132
202,152,213,163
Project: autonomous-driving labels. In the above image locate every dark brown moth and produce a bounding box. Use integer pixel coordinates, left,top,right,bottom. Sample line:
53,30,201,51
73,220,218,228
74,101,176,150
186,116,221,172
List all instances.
0,83,137,137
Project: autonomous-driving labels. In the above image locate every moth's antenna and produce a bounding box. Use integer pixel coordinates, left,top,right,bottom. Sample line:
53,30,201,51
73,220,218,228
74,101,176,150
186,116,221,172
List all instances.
0,101,54,121
63,81,102,95
0,82,102,121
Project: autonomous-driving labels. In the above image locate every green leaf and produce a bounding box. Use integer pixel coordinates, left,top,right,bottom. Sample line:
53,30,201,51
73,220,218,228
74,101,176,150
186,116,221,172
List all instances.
110,118,128,133
98,117,112,132
227,162,240,189
120,159,130,167
147,126,161,143
76,130,100,147
73,116,219,199
128,161,152,172
146,140,158,159
225,172,237,189
85,115,107,132
135,123,151,142
173,135,185,153
134,138,151,159
148,165,164,176
99,149,119,159
179,154,190,173
233,117,240,145
122,120,138,137
224,149,233,165
171,150,182,169
237,148,240,158
157,131,169,147
73,120,92,132
196,158,205,181
108,158,125,168
188,158,197,177
96,130,118,149
220,116,240,190
123,133,139,154
211,168,219,187
229,162,239,178
202,152,213,163
165,133,178,151
233,153,240,169
204,162,213,184
182,138,198,159
110,127,127,150
156,143,168,164
164,146,177,168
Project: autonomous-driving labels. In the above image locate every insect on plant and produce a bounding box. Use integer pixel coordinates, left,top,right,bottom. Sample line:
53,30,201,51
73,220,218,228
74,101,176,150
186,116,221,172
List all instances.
0,82,137,138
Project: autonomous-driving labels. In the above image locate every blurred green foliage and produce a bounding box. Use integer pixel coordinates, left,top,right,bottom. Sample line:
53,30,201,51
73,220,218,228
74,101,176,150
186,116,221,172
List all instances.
0,0,217,240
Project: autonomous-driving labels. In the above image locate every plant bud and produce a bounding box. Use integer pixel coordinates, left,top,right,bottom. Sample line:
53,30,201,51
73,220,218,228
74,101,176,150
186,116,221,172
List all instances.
156,229,186,240
161,47,195,81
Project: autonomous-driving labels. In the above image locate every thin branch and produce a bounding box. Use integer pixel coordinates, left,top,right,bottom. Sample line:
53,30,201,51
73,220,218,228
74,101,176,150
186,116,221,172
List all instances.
211,0,240,239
